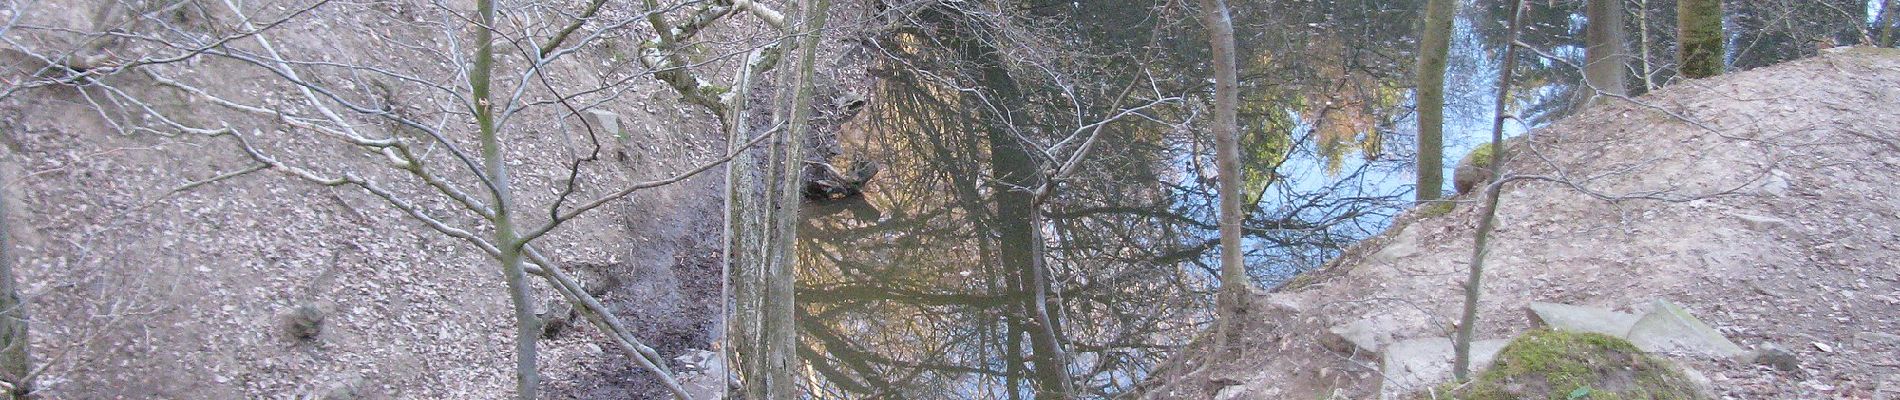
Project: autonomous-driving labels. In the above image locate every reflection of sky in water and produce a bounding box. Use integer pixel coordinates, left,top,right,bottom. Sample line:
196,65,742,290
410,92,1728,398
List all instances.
1166,11,1543,287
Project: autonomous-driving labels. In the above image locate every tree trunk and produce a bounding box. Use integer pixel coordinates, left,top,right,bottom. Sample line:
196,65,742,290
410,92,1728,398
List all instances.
0,157,30,398
1637,0,1657,92
1677,0,1723,78
1415,0,1456,201
1877,0,1898,47
989,130,1071,397
916,4,1075,395
745,0,831,397
1584,0,1629,99
470,0,540,396
1198,0,1249,353
723,50,766,400
1455,0,1524,383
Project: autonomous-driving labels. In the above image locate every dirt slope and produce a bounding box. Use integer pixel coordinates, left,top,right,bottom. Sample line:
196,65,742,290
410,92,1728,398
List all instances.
0,0,742,397
1145,48,1900,399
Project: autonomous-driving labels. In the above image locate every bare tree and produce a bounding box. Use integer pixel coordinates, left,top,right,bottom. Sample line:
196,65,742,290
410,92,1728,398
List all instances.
1454,0,1525,382
736,0,829,397
850,3,1181,395
1415,0,1456,202
1197,0,1249,355
0,0,806,398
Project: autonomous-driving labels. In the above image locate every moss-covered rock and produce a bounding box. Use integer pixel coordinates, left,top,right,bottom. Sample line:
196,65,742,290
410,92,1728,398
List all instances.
1452,143,1496,195
1417,201,1456,218
1454,330,1707,400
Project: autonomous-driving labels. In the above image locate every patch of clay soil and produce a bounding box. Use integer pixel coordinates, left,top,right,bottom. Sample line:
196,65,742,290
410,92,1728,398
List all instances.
1142,48,1900,399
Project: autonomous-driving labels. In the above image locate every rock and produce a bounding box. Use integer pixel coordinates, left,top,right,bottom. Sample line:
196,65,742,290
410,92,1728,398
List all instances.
1754,169,1792,196
584,109,623,138
1677,364,1713,392
1212,384,1250,400
675,349,722,373
315,374,368,400
1321,316,1402,355
538,300,575,339
1365,225,1419,265
1625,299,1745,358
1731,213,1791,231
279,301,330,341
674,350,729,400
1259,293,1305,313
1456,331,1709,399
1525,302,1641,337
1748,343,1800,371
1452,143,1498,196
676,372,726,400
1378,337,1510,400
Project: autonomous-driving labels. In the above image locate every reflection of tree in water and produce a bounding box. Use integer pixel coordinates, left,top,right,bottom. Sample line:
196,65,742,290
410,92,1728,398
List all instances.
783,0,1900,394
787,0,1883,397
796,24,1215,396
789,0,1440,397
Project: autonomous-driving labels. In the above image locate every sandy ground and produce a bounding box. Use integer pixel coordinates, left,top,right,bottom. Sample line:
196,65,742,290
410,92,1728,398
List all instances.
1144,48,1900,399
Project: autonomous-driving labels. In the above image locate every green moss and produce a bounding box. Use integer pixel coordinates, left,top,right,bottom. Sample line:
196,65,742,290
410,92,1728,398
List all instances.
697,84,731,99
1417,201,1455,218
1463,142,1496,170
1452,330,1707,400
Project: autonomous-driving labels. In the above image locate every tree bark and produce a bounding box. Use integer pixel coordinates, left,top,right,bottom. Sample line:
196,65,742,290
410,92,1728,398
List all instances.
1415,0,1456,201
0,156,29,398
1584,0,1630,99
1677,0,1724,78
744,0,830,397
1455,0,1524,383
1198,0,1249,354
723,51,766,400
1637,0,1657,92
470,0,540,396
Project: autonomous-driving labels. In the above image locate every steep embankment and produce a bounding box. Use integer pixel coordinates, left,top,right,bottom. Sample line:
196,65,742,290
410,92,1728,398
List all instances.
1145,48,1900,399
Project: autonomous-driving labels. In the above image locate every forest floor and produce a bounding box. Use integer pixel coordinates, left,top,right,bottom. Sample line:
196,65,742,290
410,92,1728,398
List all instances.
0,0,885,395
1142,47,1900,399
0,3,734,398
0,84,728,400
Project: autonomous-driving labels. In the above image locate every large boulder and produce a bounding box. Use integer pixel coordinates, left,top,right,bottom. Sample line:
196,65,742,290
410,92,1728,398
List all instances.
1625,299,1746,358
1525,302,1641,338
1455,330,1709,400
1452,142,1496,195
1379,337,1511,400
